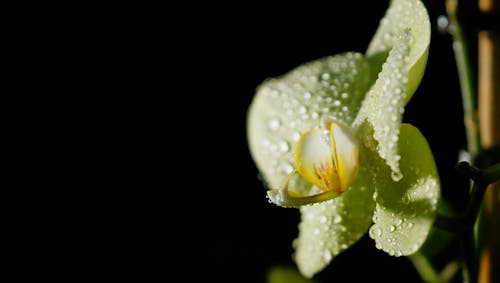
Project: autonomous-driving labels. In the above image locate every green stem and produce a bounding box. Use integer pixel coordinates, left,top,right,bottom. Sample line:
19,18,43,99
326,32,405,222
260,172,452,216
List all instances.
461,179,488,283
465,181,488,226
408,252,443,283
437,161,494,283
446,0,481,157
440,261,461,283
482,163,500,183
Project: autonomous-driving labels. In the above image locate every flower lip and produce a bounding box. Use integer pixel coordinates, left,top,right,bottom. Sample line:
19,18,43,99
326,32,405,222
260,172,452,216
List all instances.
267,121,359,207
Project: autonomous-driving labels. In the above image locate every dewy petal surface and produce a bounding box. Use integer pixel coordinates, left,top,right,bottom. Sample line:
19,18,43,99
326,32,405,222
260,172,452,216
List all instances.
247,53,371,194
366,0,430,102
294,161,375,278
355,30,411,181
368,124,440,256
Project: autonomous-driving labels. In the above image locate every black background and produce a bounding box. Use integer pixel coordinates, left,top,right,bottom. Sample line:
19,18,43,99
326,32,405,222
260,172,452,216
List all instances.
9,1,468,282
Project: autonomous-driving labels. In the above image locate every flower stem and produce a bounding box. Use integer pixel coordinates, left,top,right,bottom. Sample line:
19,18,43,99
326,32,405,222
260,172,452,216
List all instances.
446,1,483,282
408,252,443,283
446,0,481,157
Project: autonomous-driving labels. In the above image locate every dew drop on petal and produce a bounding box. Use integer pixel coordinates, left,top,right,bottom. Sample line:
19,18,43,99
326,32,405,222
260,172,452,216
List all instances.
322,250,332,262
391,171,403,181
279,161,294,174
267,118,281,131
303,91,312,100
278,140,290,152
311,111,319,119
411,244,419,252
269,143,278,152
369,226,382,239
319,215,328,224
333,215,342,224
298,106,307,114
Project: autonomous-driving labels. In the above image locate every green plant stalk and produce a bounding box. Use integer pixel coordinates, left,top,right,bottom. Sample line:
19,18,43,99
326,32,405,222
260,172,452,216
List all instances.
446,0,481,157
462,181,491,283
409,252,444,283
446,1,482,282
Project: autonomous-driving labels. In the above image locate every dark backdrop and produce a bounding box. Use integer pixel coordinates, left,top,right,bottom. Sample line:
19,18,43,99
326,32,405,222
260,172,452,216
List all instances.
9,1,467,282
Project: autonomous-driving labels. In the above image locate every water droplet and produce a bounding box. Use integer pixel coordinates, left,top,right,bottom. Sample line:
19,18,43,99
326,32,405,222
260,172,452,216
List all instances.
341,106,348,112
313,228,320,235
279,162,294,174
391,171,403,181
402,195,410,204
311,111,319,119
395,251,402,257
333,215,342,224
269,143,278,152
292,132,301,141
321,73,331,81
369,227,382,238
389,225,395,232
303,91,312,100
322,250,332,262
341,93,349,99
269,89,279,98
319,215,327,224
299,106,307,114
267,118,281,131
411,244,419,252
333,100,341,107
278,140,289,152
437,15,450,34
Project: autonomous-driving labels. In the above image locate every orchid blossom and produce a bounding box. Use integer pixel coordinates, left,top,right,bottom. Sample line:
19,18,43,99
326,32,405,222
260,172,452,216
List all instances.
247,0,440,278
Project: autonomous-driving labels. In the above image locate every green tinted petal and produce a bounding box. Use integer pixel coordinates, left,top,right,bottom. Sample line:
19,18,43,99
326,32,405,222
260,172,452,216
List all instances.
369,124,440,256
366,0,430,101
293,163,375,278
267,266,317,283
247,53,372,193
355,31,411,181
